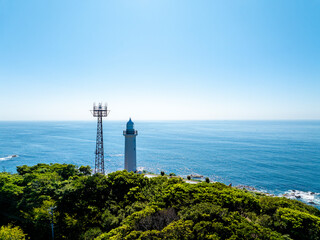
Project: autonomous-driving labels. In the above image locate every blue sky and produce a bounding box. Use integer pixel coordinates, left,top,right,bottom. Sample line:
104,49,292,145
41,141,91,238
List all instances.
0,0,319,120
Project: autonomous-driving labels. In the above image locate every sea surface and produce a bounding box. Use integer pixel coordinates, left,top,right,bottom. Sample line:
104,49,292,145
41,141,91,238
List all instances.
1,121,320,206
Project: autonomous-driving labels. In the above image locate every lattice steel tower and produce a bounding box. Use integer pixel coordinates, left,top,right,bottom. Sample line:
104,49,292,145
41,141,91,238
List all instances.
91,103,110,174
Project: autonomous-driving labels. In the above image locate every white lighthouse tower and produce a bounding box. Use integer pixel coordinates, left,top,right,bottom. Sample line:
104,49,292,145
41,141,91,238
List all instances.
123,118,138,172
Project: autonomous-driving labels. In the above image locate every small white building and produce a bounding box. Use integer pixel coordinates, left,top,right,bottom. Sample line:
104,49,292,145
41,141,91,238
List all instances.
123,118,138,172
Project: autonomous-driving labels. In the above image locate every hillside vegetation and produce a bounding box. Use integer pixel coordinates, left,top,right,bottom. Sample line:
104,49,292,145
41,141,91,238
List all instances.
1,163,320,240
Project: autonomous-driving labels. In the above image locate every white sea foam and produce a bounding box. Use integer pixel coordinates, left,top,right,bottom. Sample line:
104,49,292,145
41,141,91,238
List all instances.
282,190,320,205
0,155,19,161
109,154,124,157
137,167,145,171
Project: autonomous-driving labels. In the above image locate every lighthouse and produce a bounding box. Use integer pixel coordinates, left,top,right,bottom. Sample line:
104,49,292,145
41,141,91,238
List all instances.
123,118,138,172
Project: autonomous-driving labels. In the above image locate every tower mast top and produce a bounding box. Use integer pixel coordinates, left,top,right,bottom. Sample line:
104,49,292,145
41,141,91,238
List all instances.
91,103,110,117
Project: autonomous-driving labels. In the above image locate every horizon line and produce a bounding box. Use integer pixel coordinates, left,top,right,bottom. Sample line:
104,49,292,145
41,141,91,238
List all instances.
1,119,320,122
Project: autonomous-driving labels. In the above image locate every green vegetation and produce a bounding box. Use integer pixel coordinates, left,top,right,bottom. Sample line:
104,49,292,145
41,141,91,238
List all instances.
1,163,320,239
0,225,26,240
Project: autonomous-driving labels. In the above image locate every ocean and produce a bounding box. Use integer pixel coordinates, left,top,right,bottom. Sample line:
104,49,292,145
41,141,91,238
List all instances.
1,120,320,206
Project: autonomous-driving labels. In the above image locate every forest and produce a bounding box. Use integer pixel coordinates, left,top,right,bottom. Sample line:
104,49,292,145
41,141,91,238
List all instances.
1,163,320,240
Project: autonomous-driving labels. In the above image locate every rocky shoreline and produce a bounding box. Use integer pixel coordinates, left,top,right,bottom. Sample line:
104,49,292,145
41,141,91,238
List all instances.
235,185,319,206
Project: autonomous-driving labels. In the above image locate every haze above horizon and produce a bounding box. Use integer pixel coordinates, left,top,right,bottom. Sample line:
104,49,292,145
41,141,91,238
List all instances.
0,0,319,121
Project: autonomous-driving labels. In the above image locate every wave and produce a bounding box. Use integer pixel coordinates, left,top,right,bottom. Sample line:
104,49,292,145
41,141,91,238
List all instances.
108,154,124,157
0,155,19,161
282,190,320,205
137,167,145,171
236,185,320,206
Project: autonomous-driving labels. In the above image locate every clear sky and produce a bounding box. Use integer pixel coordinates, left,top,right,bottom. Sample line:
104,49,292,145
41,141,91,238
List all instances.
0,0,319,120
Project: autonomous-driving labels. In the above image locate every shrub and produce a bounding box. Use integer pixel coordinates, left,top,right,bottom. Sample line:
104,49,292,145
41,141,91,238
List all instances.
0,225,26,240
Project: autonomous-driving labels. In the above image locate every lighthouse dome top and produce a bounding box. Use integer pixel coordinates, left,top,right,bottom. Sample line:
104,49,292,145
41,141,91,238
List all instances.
126,118,134,130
